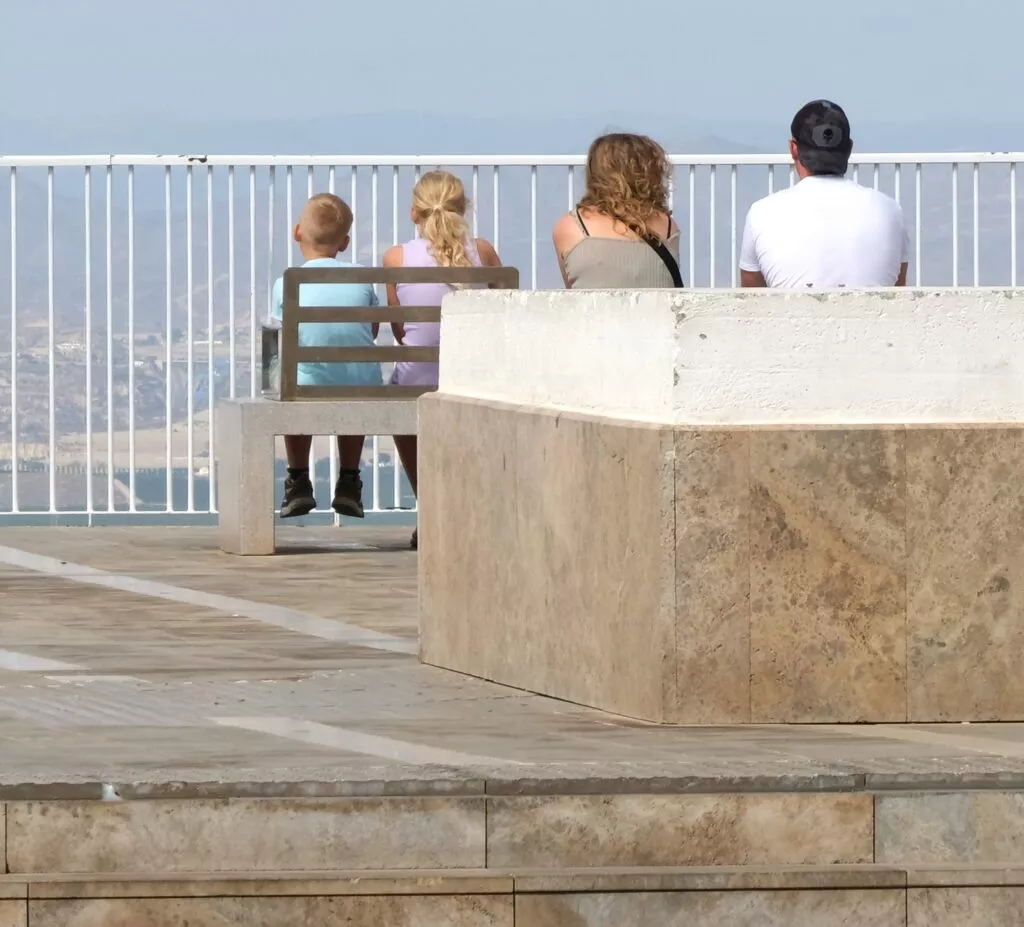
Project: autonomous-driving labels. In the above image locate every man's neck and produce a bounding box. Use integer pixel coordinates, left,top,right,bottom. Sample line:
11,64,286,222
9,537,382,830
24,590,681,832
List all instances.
795,165,847,183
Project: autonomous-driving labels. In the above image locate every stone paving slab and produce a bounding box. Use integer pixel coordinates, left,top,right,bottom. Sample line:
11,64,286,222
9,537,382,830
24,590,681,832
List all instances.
25,895,512,927
515,889,906,927
1,866,1023,927
6,796,487,873
3,526,1024,793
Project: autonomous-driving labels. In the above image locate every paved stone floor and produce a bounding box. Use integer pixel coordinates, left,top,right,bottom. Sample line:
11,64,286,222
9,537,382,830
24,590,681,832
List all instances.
4,526,1024,795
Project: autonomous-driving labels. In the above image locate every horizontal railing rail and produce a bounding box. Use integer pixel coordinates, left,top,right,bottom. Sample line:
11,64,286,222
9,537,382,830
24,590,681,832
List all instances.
0,153,1021,166
1,152,1022,520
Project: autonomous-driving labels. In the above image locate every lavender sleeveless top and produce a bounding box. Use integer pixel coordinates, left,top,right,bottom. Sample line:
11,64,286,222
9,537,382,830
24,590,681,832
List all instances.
392,237,482,387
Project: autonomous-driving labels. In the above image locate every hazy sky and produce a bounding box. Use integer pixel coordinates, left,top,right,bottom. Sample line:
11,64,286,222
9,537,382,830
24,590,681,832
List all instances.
4,0,1017,133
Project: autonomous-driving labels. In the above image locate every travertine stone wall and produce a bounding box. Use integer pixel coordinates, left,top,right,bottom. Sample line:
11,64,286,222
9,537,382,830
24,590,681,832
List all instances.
423,288,1024,723
420,396,1024,723
8,790,1024,923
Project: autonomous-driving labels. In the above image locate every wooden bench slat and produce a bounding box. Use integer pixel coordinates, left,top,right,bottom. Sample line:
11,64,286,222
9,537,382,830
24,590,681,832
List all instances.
291,385,436,400
292,306,441,324
296,346,438,363
284,266,519,287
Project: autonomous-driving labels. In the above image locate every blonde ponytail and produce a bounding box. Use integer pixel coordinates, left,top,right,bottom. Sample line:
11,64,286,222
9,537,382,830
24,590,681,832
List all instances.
411,171,473,269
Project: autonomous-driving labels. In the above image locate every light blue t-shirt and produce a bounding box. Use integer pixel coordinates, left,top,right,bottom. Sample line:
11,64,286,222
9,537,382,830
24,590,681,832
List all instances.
271,257,383,387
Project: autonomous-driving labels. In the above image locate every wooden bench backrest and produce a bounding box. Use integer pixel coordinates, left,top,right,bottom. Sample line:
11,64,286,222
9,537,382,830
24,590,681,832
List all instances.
270,265,519,401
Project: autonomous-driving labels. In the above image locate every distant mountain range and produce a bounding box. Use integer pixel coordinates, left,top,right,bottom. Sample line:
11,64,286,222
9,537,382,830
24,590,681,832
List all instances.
6,109,1024,156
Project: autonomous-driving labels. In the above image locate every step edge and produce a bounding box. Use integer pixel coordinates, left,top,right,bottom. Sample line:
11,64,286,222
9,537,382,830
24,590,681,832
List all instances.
4,864,1023,899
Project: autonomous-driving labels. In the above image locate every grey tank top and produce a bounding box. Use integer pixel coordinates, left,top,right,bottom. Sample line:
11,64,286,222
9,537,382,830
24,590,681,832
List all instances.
562,211,682,289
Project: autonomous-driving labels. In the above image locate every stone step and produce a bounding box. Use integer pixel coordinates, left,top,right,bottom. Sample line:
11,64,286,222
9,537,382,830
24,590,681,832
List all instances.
1,865,1024,925
6,785,1024,876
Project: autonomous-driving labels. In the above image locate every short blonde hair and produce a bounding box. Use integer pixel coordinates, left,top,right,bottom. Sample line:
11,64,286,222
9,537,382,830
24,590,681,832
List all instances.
299,193,353,251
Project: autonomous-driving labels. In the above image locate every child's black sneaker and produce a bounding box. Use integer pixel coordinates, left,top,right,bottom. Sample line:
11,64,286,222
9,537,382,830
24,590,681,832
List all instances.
332,470,365,518
280,472,316,518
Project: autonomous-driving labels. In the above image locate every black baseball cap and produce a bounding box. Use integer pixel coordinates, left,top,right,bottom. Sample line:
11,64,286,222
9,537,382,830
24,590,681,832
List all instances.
790,100,853,176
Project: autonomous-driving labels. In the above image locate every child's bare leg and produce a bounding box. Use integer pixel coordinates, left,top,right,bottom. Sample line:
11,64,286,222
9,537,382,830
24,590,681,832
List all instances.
284,435,313,468
394,435,418,496
337,435,365,471
395,434,419,551
280,435,316,518
332,435,366,519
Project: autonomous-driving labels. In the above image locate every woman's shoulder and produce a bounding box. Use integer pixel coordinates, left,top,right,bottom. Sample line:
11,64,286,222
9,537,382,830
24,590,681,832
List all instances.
553,211,583,233
552,212,586,252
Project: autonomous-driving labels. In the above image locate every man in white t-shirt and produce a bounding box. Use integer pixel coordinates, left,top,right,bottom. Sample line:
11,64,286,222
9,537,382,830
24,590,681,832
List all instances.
739,100,909,288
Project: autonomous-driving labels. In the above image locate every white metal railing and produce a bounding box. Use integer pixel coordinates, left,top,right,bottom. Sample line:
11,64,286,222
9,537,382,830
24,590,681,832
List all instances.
1,152,1022,520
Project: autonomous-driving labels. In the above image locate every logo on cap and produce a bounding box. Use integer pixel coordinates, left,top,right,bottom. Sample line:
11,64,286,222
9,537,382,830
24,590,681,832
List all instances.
811,124,844,149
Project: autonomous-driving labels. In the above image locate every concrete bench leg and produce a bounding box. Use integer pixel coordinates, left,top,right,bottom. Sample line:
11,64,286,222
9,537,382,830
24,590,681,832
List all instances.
218,402,276,555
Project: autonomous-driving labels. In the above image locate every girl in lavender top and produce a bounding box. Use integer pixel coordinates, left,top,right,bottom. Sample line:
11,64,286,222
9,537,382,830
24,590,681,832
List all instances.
382,171,502,549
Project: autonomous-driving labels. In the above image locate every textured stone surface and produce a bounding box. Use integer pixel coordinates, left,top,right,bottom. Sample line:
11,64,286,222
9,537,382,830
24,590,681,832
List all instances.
876,792,1024,864
0,903,25,927
420,395,678,722
673,430,751,722
28,895,512,927
515,889,906,926
30,873,512,899
749,428,907,723
514,866,907,892
216,399,275,556
907,866,1024,886
421,395,1024,723
906,427,1024,721
487,793,873,867
438,288,1024,425
6,798,485,874
908,887,1024,925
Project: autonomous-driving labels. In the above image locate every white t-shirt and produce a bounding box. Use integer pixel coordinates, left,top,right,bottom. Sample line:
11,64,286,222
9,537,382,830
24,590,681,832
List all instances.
739,176,909,288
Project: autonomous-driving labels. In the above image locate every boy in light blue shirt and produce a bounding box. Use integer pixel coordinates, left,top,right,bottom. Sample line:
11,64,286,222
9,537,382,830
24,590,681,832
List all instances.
271,193,380,519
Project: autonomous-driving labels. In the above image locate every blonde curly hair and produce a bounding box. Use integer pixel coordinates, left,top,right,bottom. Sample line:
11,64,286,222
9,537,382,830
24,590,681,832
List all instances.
411,171,473,268
577,133,672,241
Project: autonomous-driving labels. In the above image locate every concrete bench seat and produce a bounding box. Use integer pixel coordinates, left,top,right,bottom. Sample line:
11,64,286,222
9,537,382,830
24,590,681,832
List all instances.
217,398,418,555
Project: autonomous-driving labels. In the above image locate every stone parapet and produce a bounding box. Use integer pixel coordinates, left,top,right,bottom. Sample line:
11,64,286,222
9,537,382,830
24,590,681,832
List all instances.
421,288,1024,723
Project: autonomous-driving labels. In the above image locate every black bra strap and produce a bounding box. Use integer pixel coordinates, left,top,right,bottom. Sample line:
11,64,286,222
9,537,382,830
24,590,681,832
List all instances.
574,208,590,236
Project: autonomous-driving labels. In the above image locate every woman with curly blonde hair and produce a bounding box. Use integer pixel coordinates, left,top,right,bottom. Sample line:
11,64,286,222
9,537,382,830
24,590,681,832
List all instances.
552,133,682,288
